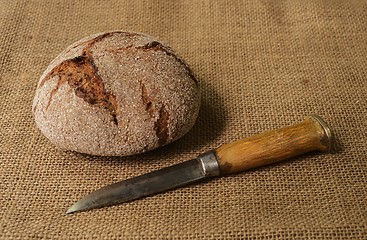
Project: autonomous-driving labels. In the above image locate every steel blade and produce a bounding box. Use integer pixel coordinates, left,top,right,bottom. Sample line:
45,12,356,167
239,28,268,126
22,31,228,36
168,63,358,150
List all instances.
67,159,206,214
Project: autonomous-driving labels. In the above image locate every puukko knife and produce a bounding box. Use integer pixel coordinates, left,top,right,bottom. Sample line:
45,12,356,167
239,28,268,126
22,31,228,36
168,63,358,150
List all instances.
67,115,333,214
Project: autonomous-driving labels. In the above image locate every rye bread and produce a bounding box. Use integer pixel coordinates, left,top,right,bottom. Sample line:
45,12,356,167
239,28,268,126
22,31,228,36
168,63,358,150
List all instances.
32,31,200,156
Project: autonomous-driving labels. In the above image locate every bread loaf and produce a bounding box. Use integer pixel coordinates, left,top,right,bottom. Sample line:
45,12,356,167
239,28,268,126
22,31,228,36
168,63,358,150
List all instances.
32,31,200,156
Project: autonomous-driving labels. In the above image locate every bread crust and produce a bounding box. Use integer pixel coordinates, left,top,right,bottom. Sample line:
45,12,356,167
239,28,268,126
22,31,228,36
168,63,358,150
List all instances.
33,31,200,156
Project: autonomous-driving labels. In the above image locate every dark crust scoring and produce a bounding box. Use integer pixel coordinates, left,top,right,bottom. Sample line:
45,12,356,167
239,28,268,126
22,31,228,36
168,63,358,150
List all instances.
154,104,170,145
141,82,155,118
137,41,198,85
37,32,124,125
104,40,198,86
140,81,170,145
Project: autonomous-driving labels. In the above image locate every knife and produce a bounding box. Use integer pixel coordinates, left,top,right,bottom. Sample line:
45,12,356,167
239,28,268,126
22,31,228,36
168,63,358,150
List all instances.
67,115,333,214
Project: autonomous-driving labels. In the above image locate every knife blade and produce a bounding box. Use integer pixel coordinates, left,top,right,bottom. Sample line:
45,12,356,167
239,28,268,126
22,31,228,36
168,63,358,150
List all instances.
67,115,333,214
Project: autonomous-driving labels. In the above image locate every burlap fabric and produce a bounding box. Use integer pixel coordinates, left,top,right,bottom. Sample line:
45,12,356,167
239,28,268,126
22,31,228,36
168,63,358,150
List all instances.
1,1,366,239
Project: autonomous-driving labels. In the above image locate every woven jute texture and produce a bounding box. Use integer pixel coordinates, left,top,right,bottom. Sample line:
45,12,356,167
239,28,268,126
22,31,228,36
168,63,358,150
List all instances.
1,0,366,239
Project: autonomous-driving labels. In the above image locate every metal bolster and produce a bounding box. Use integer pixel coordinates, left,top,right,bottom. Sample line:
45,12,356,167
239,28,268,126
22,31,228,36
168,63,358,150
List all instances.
197,150,221,177
310,114,333,152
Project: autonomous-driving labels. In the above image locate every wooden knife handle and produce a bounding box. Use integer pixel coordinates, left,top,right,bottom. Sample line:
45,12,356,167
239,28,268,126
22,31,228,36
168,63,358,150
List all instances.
215,115,333,175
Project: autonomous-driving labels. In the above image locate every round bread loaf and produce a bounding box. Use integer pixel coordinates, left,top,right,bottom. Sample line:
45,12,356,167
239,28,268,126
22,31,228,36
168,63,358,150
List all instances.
32,31,200,156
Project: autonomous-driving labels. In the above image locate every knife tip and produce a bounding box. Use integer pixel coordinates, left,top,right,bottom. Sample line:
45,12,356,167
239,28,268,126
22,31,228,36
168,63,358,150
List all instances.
66,206,76,214
66,202,81,214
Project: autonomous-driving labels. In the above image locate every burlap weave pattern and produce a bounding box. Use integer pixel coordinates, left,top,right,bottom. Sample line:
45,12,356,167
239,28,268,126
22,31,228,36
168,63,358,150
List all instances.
1,0,366,239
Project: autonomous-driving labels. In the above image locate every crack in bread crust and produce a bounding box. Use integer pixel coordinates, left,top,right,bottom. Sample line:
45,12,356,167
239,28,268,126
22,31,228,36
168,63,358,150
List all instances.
39,33,121,125
140,82,170,145
140,82,155,118
137,41,198,86
104,40,198,86
154,104,170,145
